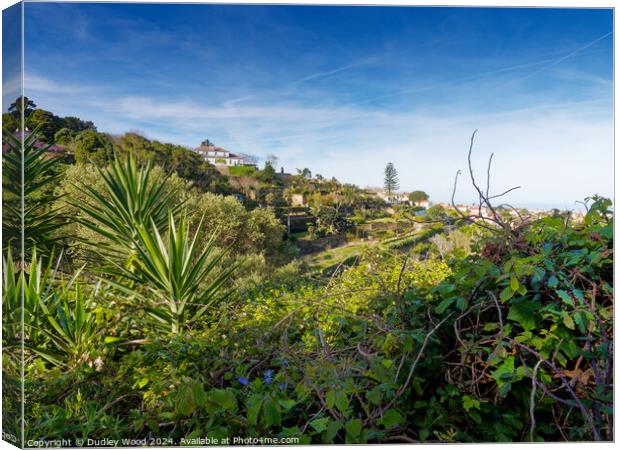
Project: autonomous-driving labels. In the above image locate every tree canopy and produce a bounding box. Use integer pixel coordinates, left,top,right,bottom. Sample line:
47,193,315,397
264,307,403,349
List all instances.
408,190,429,203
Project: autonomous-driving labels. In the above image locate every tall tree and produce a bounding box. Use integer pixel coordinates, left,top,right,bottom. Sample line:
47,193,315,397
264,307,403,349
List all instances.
384,162,399,196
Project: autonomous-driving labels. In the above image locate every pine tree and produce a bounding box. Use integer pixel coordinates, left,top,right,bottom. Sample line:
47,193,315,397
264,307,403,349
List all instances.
384,162,399,196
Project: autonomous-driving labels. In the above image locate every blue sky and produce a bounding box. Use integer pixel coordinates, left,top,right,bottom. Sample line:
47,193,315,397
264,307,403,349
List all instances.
2,2,21,114
9,3,615,208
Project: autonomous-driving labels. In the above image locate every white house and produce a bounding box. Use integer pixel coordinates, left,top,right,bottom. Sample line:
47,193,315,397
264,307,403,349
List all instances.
412,199,430,208
195,145,248,167
374,191,411,205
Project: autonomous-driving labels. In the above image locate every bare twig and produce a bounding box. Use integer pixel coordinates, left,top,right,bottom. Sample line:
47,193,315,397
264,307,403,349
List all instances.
488,186,522,201
529,359,544,441
485,152,494,199
510,339,602,441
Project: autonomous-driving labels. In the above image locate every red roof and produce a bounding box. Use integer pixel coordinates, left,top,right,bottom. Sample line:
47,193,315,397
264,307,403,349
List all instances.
194,145,243,159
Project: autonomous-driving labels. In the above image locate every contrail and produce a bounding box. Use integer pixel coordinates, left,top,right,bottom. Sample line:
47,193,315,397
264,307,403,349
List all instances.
518,30,613,81
350,30,613,107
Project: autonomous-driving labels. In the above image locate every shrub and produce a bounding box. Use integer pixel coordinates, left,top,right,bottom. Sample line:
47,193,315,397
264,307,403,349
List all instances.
229,165,257,177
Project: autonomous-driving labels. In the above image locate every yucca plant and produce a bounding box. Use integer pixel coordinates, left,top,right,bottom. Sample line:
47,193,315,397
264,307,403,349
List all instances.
2,247,48,350
109,213,237,334
3,247,102,368
73,154,181,264
31,276,102,369
2,126,65,256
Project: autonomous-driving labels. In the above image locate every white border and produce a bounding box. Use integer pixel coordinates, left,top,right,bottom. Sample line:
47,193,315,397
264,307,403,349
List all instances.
0,1,616,450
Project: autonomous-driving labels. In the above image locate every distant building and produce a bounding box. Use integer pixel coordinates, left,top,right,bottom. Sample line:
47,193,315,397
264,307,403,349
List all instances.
412,199,430,208
194,145,253,167
291,193,307,207
375,191,411,206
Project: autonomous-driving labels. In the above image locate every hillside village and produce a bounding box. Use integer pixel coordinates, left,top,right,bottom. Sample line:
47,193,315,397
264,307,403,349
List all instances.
2,101,581,272
193,141,427,204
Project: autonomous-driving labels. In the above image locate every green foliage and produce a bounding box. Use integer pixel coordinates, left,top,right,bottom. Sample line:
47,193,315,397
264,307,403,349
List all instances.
313,205,353,236
258,162,277,182
33,274,103,369
109,213,237,334
112,132,232,194
75,130,114,165
73,154,180,262
184,191,296,265
54,127,77,147
408,190,429,203
26,109,62,142
20,195,614,443
3,248,107,369
2,247,43,348
2,111,19,131
229,165,257,177
429,229,473,259
2,126,65,255
421,196,614,441
6,96,96,142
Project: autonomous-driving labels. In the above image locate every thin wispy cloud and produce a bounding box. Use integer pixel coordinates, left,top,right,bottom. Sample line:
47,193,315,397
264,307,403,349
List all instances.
17,4,613,207
25,73,94,95
2,74,21,111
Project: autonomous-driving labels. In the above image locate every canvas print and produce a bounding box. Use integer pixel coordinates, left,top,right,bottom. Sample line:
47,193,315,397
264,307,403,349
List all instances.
1,1,614,446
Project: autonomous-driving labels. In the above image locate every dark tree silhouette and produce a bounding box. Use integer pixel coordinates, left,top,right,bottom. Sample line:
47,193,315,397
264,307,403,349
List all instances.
8,96,36,119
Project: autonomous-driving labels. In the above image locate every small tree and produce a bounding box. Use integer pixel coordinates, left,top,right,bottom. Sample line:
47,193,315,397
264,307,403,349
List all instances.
297,168,312,179
54,128,77,147
258,162,276,182
384,162,399,196
266,154,279,169
408,190,429,203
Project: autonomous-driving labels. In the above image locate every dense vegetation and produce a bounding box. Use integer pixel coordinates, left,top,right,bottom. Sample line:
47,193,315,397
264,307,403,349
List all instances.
2,112,613,445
